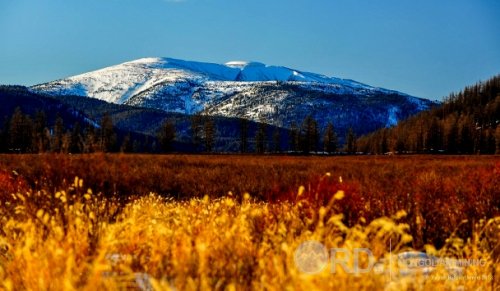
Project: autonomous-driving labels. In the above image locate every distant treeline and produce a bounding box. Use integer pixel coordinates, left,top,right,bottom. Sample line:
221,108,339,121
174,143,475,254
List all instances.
357,75,500,154
0,108,143,153
0,85,357,154
0,105,356,154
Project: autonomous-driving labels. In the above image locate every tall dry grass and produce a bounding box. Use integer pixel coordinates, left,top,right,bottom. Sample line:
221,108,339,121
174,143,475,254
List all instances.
0,154,498,290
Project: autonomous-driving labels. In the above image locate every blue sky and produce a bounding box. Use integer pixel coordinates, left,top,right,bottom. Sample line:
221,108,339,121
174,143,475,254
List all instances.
0,0,499,100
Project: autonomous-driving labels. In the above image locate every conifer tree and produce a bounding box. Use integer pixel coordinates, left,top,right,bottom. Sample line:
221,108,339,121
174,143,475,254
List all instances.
323,122,337,154
272,128,281,153
204,117,215,153
346,127,356,154
52,115,64,153
70,122,83,153
158,119,176,152
190,113,203,151
255,122,266,154
289,122,299,152
99,113,116,152
239,118,249,153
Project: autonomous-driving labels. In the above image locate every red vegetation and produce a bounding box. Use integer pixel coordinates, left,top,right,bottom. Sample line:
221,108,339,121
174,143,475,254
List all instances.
0,169,28,197
0,154,498,248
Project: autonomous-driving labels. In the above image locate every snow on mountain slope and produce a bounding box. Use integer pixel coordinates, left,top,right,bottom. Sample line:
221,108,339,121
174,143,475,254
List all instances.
32,57,437,135
33,58,208,104
32,57,380,104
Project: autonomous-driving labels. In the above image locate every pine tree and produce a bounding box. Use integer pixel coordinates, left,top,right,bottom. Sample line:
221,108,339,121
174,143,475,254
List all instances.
272,128,281,153
51,115,64,153
458,116,473,154
70,122,83,153
120,133,133,153
300,116,318,154
426,117,442,152
323,122,337,154
239,118,249,153
2,107,40,153
485,127,496,154
255,122,266,154
190,113,203,151
83,125,96,153
61,131,71,153
99,113,116,152
203,117,215,153
158,119,176,152
395,127,407,153
346,127,356,154
289,122,299,152
444,116,459,153
310,118,319,153
32,111,48,153
473,124,482,154
8,107,24,152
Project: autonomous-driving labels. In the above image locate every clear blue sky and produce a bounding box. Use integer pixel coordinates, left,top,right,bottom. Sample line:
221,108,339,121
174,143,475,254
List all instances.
1,0,499,100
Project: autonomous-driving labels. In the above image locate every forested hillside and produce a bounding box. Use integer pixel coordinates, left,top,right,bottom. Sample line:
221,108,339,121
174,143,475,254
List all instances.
0,86,158,153
0,86,292,153
357,75,500,154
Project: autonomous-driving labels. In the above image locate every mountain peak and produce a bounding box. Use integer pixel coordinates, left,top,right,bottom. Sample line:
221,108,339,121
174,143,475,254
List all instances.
57,56,379,87
225,61,266,68
31,56,431,113
30,56,435,137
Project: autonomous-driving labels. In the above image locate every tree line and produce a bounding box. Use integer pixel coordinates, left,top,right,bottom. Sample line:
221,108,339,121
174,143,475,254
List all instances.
357,75,500,154
238,115,355,154
0,108,168,154
0,108,122,153
0,107,355,154
170,112,346,154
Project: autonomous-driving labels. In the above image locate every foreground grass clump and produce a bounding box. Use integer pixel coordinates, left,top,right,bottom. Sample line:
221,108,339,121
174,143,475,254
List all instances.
0,178,498,290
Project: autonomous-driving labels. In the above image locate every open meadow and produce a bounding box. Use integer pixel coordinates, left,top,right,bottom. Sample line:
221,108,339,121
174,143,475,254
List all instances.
0,154,499,290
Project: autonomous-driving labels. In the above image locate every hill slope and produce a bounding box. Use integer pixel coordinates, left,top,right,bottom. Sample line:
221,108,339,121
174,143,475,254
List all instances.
357,75,500,154
0,86,290,153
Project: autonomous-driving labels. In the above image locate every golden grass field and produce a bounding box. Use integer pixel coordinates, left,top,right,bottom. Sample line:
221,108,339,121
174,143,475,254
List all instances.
0,154,499,290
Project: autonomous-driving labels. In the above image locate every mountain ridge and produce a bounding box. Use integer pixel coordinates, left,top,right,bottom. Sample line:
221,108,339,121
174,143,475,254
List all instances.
31,57,437,138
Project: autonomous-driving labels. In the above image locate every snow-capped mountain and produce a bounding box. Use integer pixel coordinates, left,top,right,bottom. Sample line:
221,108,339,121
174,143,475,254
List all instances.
32,57,436,136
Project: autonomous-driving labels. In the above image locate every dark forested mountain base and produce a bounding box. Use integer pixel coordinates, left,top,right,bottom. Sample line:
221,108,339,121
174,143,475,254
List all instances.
0,86,293,153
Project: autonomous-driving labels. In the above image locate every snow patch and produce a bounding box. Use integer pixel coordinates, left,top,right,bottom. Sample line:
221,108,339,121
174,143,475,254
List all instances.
386,106,399,127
